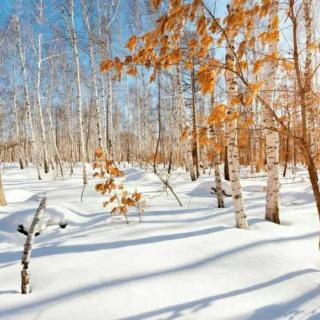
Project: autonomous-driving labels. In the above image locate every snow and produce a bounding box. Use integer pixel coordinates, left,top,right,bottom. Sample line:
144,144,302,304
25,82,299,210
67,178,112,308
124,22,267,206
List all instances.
0,164,319,320
4,190,35,204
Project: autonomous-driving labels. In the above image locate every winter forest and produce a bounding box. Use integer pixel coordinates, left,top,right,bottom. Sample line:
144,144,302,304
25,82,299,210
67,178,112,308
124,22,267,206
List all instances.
1,0,320,319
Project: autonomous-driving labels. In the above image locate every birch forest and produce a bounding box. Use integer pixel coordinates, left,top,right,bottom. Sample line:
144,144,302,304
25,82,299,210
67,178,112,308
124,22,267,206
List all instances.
1,0,320,319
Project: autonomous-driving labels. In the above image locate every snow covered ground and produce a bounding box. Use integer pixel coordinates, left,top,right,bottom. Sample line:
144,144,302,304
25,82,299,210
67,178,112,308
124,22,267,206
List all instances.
0,163,319,320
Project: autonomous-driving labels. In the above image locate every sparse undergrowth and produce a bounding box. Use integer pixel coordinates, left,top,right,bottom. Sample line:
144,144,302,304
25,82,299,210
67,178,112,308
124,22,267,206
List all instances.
92,147,145,222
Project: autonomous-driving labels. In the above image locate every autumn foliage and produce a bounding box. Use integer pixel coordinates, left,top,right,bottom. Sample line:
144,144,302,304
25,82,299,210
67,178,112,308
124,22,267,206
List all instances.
93,147,144,223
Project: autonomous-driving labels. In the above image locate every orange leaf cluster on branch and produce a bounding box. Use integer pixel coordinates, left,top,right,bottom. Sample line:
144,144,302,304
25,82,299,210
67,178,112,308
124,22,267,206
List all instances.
99,0,282,134
93,147,144,223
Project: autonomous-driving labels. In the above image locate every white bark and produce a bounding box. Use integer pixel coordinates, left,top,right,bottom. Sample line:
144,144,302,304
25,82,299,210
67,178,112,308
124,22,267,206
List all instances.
176,64,196,181
304,0,316,160
21,197,47,294
225,0,248,229
65,0,87,188
47,79,64,177
36,29,49,174
82,0,103,148
14,16,41,180
263,0,280,223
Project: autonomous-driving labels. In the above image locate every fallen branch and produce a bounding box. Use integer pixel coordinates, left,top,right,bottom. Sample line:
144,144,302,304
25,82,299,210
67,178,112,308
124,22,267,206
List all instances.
153,171,183,207
21,196,47,294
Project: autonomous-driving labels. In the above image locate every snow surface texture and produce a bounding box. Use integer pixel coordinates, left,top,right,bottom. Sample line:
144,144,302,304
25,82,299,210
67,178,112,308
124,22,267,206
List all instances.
0,163,319,320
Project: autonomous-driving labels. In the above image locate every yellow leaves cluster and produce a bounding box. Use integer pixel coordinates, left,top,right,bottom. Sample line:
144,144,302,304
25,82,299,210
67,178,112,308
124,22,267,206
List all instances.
248,81,264,96
237,41,247,60
225,111,240,122
197,15,207,36
259,0,271,18
149,72,156,82
280,59,294,71
270,15,279,31
95,146,104,159
100,59,113,73
151,0,161,10
230,95,241,107
224,8,246,31
210,19,220,34
198,65,216,94
126,35,138,52
93,147,144,222
239,115,254,129
127,65,138,77
259,30,279,44
198,127,210,146
307,42,319,51
208,104,226,124
252,60,264,75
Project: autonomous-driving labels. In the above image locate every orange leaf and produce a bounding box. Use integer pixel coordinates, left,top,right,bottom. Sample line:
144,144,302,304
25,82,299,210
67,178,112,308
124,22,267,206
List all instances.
126,35,138,52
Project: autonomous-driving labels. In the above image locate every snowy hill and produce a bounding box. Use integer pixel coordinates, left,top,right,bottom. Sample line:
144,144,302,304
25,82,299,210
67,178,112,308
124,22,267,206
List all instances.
0,164,319,320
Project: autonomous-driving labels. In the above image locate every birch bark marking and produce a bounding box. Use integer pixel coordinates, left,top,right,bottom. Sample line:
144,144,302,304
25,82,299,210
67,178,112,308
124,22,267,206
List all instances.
106,31,113,159
21,197,47,294
210,95,224,208
225,1,248,229
304,0,316,160
263,0,280,223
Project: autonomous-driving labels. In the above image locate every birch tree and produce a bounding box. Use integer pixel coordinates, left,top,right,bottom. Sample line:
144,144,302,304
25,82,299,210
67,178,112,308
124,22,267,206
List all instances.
225,1,248,229
82,0,103,148
14,16,42,180
63,0,88,195
263,0,280,223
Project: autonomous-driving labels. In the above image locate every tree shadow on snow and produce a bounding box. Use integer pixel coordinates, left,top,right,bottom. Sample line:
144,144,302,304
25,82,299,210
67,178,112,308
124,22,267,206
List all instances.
0,268,317,319
0,226,229,267
244,285,320,320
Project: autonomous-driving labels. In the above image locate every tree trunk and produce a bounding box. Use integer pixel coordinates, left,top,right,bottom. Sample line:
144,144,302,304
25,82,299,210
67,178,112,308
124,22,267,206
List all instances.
263,0,280,224
65,0,87,193
82,0,103,148
225,0,248,229
14,16,41,180
21,197,47,294
176,64,196,181
0,170,6,206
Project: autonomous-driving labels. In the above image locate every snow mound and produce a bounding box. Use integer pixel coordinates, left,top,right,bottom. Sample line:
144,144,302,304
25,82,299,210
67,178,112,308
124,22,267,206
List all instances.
0,205,74,234
5,190,35,204
125,171,156,183
188,180,232,197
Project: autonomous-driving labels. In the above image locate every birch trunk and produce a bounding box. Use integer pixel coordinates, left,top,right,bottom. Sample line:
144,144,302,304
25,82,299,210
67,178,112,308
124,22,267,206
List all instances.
21,197,47,294
13,80,24,169
210,95,224,208
263,0,280,223
36,31,49,174
191,63,200,178
304,0,316,160
65,0,88,191
0,170,6,206
106,33,113,159
225,1,248,229
47,82,64,177
14,16,41,180
82,0,103,148
290,0,320,247
176,64,196,181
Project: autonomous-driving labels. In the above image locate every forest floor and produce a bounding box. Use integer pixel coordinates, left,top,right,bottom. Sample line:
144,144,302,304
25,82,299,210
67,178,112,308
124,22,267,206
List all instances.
0,163,319,320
